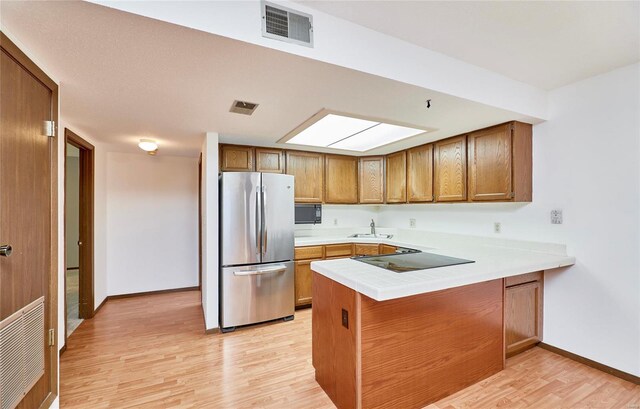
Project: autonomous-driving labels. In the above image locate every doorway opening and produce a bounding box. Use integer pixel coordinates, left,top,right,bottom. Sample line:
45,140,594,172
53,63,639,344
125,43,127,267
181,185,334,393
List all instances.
64,129,95,342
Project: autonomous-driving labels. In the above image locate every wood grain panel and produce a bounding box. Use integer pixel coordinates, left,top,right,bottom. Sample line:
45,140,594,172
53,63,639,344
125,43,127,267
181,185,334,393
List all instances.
505,280,543,357
312,273,358,409
220,144,254,171
407,144,434,202
294,246,324,260
385,151,407,203
358,156,384,204
354,244,379,256
512,121,533,202
378,244,397,254
285,150,324,203
505,271,543,287
434,135,467,202
360,280,504,409
325,155,358,204
255,147,284,173
324,244,354,258
468,123,513,201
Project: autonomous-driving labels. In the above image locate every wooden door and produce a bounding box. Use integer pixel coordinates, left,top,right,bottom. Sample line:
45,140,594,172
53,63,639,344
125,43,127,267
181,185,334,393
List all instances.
1,34,57,409
325,155,358,204
295,260,318,306
385,151,407,203
407,144,434,202
468,123,513,201
255,147,285,174
434,135,467,202
285,151,324,203
220,144,254,171
505,280,543,357
358,156,384,204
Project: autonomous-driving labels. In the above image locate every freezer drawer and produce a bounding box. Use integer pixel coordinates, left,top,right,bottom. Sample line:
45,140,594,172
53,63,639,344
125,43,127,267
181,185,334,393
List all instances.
220,261,294,329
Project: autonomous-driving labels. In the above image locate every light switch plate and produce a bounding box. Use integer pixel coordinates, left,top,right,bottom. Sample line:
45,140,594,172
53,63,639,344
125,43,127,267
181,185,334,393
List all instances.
551,209,563,224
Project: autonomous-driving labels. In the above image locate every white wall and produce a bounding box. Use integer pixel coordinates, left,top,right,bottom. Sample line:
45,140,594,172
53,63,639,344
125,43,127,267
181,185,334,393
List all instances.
378,63,640,376
201,133,219,330
295,205,379,232
106,152,199,295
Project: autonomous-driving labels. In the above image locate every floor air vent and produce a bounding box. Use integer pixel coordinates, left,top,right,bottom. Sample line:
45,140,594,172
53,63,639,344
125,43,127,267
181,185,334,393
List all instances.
262,2,313,47
0,297,45,409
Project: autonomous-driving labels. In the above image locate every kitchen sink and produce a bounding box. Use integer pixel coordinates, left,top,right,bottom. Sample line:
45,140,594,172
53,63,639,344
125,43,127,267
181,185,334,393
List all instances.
348,233,394,239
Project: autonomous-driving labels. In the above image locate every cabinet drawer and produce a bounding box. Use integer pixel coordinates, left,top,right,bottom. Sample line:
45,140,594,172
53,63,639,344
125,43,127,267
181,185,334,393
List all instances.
354,243,379,256
505,271,543,288
324,243,354,258
295,246,325,260
379,244,397,255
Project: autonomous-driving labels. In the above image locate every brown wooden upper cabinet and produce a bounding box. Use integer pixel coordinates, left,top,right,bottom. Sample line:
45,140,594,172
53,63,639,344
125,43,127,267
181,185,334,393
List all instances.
220,144,254,172
325,154,358,204
407,143,434,202
468,122,532,202
286,150,324,203
358,156,384,204
255,148,285,174
385,151,407,203
434,135,467,202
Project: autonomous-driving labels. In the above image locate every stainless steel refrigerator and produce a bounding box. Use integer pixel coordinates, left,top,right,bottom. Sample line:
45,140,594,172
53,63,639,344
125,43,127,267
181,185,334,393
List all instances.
219,172,295,332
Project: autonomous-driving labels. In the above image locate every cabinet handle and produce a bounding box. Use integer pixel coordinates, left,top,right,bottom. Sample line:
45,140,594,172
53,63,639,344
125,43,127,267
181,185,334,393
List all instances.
0,244,12,257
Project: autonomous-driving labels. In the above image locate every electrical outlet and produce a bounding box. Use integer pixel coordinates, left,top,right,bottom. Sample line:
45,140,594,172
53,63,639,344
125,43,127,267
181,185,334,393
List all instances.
551,209,563,224
409,218,416,228
333,218,338,226
494,222,501,234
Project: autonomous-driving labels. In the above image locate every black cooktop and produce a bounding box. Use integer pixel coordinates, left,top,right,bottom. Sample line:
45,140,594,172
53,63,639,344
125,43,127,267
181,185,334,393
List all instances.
353,251,474,273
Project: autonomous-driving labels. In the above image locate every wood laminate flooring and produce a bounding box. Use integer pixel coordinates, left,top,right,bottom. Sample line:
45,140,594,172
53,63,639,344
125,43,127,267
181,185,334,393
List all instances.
60,290,639,409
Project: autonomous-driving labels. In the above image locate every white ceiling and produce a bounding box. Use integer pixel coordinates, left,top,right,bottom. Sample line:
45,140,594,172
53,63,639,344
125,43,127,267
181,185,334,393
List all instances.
1,1,535,157
297,1,640,90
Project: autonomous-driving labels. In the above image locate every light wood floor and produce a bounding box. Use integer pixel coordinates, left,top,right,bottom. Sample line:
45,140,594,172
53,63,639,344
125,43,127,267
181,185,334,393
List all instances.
60,290,639,408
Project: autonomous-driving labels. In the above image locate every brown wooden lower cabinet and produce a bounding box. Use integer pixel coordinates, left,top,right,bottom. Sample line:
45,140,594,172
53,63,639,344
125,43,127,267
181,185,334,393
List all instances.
354,243,379,256
505,271,544,357
379,244,397,254
312,273,504,409
294,259,318,307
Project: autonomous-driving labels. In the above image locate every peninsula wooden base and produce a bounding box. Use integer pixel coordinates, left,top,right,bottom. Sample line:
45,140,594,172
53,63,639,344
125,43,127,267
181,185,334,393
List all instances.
312,273,504,409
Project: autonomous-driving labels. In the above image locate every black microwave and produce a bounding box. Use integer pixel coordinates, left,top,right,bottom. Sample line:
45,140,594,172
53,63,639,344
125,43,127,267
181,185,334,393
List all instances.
295,204,322,224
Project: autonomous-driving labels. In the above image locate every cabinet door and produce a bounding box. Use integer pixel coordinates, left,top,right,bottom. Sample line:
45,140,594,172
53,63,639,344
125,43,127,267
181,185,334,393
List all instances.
407,144,433,202
434,135,467,202
379,244,397,254
220,144,254,172
385,151,407,203
354,244,379,256
325,155,358,204
295,259,318,307
286,151,324,203
255,148,285,174
324,243,354,258
505,281,543,357
359,156,384,204
468,123,513,201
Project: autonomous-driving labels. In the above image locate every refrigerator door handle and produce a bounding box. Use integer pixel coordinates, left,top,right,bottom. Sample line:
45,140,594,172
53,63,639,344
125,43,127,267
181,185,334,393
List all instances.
233,266,287,276
255,186,261,256
261,186,267,256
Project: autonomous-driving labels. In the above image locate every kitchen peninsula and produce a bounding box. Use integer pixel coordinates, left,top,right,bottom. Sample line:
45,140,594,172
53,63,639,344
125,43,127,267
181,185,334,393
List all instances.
307,231,575,409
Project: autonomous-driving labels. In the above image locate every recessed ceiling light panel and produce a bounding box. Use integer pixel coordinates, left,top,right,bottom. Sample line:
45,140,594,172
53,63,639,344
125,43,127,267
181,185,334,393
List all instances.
282,110,431,152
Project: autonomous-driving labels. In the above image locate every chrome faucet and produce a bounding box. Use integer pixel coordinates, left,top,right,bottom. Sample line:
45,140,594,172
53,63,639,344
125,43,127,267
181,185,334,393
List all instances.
370,219,376,235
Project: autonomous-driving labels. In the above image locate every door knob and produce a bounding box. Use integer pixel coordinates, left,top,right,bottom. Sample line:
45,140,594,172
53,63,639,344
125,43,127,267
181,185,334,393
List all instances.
78,241,83,246
0,245,12,257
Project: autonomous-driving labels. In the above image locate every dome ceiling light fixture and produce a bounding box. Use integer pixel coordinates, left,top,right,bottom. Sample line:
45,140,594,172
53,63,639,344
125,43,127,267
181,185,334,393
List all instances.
138,139,158,155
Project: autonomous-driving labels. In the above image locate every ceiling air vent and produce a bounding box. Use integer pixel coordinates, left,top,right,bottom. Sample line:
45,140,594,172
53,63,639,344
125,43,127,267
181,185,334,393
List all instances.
230,100,259,116
262,2,313,47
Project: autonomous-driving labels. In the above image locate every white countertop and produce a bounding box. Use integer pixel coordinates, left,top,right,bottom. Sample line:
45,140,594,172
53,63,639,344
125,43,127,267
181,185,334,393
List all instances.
297,230,575,301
